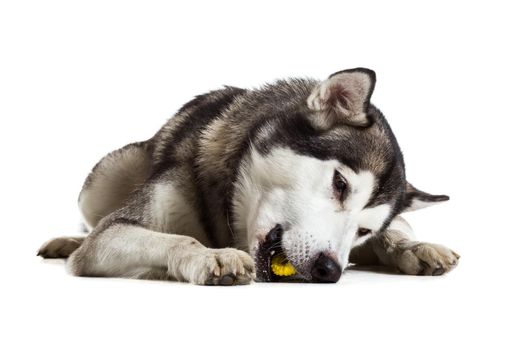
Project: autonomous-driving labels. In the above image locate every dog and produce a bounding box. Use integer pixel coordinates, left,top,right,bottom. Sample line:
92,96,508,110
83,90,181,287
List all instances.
38,68,459,285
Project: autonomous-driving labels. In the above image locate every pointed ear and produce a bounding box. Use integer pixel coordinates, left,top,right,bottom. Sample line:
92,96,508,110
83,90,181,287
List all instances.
307,68,376,128
402,183,450,212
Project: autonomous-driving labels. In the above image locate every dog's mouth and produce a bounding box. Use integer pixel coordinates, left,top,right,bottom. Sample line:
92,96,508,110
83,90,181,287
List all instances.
255,224,304,282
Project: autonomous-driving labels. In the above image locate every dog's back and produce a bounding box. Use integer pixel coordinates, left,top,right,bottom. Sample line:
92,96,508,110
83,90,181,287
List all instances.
79,86,246,233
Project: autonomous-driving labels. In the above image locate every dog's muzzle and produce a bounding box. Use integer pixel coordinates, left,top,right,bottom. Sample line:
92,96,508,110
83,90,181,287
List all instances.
255,224,342,283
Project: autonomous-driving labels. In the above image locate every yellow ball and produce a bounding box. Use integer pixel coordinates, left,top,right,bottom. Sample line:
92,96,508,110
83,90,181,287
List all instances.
271,254,296,276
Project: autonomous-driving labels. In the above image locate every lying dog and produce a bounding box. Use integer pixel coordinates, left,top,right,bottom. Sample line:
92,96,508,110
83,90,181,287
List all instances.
38,68,459,285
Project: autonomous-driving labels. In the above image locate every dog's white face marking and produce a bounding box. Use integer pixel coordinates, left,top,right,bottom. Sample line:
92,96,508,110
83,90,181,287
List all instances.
351,203,392,248
232,147,391,278
358,204,392,231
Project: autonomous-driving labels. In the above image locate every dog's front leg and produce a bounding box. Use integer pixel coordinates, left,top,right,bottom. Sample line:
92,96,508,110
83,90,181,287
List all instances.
67,217,255,285
369,216,460,276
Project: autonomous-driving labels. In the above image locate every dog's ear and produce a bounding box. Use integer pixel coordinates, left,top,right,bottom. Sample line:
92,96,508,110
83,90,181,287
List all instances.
402,183,450,212
307,68,376,128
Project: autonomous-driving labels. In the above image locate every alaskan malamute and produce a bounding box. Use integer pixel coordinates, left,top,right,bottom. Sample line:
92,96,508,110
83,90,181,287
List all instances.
38,68,459,285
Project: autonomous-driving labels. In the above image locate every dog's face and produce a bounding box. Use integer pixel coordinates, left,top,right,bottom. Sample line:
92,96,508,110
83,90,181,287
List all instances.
233,68,448,282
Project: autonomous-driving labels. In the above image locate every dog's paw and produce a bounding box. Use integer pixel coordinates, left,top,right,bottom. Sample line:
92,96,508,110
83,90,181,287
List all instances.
37,237,84,258
396,242,460,276
169,248,255,286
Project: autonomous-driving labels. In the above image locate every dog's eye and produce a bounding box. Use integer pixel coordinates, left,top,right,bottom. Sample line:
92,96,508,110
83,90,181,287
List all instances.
333,170,349,201
357,228,371,236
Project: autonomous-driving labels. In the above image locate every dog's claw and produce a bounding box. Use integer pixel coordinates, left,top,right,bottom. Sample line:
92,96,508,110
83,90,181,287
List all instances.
433,266,445,276
219,274,235,286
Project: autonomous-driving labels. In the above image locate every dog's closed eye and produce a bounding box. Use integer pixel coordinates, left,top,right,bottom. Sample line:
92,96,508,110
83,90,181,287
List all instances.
357,228,371,236
333,170,349,202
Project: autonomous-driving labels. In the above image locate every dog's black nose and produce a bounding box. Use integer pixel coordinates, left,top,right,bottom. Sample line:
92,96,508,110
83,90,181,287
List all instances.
311,253,342,283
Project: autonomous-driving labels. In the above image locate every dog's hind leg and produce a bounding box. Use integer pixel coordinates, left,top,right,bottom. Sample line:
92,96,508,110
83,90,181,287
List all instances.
349,216,460,276
38,236,85,258
39,142,153,259
78,141,153,230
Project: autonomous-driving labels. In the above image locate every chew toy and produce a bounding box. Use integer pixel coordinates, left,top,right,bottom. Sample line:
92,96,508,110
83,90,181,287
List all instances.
271,254,296,276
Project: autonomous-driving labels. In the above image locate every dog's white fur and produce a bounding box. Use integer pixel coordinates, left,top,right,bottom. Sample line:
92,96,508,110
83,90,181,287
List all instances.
150,182,210,246
67,224,253,284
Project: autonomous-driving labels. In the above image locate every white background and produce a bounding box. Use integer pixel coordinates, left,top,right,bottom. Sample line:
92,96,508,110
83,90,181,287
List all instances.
1,1,524,349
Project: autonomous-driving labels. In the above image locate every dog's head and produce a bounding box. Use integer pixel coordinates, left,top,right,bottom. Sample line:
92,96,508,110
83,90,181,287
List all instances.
232,68,448,283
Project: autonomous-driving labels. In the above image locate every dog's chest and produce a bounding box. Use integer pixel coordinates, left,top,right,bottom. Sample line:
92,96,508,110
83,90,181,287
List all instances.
148,181,212,246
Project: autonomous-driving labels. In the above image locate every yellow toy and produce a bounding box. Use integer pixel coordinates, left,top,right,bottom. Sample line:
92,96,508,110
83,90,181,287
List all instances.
271,254,296,276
